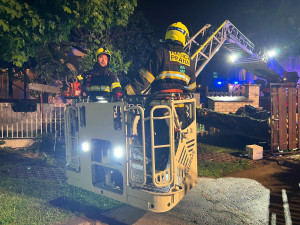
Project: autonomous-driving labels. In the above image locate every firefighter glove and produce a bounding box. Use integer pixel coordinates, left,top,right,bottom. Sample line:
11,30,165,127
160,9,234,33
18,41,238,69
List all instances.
114,92,123,101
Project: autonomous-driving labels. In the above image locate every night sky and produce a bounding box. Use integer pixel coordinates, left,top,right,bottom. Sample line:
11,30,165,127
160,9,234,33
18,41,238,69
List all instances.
137,0,300,84
138,0,298,45
138,0,253,38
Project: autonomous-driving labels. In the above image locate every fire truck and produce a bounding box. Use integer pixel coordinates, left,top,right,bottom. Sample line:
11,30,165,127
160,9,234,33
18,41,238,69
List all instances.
63,20,285,213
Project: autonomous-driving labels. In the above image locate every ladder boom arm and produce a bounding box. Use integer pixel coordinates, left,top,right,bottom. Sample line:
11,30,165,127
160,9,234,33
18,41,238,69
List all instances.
185,20,256,77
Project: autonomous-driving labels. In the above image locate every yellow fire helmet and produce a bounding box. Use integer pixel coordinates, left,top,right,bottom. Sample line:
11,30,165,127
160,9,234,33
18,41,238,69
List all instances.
165,22,189,46
95,47,111,61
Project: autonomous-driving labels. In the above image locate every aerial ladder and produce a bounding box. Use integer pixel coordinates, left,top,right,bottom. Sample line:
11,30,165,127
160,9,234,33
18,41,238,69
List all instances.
184,20,285,80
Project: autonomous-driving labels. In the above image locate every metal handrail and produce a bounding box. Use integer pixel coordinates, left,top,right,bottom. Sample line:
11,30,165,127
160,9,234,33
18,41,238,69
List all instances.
150,105,174,187
126,105,147,186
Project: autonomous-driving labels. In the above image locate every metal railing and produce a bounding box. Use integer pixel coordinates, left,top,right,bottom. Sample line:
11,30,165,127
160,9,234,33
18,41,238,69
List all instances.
0,103,66,139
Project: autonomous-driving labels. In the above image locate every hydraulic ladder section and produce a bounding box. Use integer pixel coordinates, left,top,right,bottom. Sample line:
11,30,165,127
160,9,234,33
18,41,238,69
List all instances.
233,53,285,81
185,20,254,77
185,20,285,80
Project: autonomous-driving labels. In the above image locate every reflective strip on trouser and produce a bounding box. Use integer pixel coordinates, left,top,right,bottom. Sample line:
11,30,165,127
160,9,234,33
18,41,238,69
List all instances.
125,84,136,95
111,82,121,90
149,100,167,106
149,100,184,108
184,82,196,91
77,74,83,80
156,71,190,85
139,68,155,83
86,85,110,92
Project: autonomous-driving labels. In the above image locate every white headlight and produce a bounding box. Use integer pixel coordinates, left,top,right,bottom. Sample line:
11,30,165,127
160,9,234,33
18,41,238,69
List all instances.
82,142,90,152
113,147,123,158
96,96,108,103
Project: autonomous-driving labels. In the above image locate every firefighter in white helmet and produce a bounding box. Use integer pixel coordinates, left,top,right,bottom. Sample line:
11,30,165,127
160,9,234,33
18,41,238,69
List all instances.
125,22,196,171
77,47,122,101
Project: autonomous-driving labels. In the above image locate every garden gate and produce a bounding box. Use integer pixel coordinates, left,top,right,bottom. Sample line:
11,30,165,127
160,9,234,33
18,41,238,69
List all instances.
271,83,299,153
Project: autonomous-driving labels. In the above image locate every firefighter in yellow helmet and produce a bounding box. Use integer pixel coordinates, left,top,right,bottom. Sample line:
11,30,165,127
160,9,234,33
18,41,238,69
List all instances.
125,22,196,95
125,22,196,172
77,47,122,101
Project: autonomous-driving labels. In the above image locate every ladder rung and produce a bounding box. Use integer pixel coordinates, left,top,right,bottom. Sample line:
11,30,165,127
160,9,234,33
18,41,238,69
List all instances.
154,144,171,148
130,159,143,164
126,134,139,138
152,116,171,119
129,144,143,148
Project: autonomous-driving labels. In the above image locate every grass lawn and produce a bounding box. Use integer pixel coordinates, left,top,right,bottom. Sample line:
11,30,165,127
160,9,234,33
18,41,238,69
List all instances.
0,177,123,225
197,159,251,178
197,133,255,177
0,146,123,225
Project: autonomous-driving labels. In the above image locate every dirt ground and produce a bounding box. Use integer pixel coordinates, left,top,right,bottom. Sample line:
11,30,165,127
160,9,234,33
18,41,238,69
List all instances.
227,155,300,225
197,133,300,224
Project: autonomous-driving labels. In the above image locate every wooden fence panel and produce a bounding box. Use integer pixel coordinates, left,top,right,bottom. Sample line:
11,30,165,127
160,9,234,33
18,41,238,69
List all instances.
298,87,300,149
288,87,297,149
278,87,288,150
271,83,299,153
271,87,279,151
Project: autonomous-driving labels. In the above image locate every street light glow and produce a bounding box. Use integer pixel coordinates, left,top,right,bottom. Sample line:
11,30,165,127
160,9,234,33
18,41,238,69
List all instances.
229,54,238,62
267,48,280,58
267,49,276,57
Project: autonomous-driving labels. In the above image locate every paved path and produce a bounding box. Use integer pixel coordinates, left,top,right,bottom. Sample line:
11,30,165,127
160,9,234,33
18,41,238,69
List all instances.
99,177,270,225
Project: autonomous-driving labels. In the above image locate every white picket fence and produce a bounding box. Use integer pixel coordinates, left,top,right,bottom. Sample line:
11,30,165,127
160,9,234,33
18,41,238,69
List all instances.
0,103,66,139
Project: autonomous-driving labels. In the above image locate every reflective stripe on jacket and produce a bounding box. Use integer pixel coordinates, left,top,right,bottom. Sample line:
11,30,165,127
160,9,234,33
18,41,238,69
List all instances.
125,40,196,95
78,63,121,97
